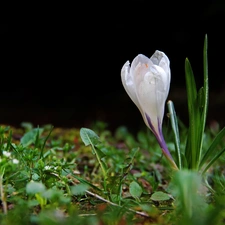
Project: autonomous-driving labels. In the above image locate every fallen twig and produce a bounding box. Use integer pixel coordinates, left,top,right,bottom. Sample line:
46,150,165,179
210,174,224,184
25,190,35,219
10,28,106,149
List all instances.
85,190,150,218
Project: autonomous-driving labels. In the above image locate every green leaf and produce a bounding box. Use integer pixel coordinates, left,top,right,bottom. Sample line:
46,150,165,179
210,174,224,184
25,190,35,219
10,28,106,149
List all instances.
71,174,103,192
200,126,225,170
21,122,33,131
169,170,206,219
197,87,205,112
26,181,46,195
198,34,209,167
20,128,44,147
71,183,89,196
40,125,54,159
167,100,182,169
185,58,199,169
150,191,170,201
203,34,209,116
129,181,142,199
185,58,197,113
80,128,100,148
202,148,225,174
95,146,107,159
130,147,139,159
184,36,208,170
80,128,107,180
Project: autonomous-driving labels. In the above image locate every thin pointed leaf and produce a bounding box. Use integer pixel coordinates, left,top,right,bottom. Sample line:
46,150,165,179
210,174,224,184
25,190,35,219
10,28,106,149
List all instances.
167,100,182,169
40,125,54,159
201,147,225,175
198,34,209,167
6,129,12,151
195,87,205,164
184,129,192,169
197,87,205,113
34,126,40,148
200,126,225,168
203,34,209,115
71,174,103,192
185,58,197,113
185,58,199,169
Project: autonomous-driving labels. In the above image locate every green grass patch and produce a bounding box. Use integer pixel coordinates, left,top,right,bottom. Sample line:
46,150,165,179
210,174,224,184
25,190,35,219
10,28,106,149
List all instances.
0,121,224,225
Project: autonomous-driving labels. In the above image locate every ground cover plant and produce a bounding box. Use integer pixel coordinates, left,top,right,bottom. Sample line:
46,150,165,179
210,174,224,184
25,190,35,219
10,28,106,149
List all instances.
0,35,225,225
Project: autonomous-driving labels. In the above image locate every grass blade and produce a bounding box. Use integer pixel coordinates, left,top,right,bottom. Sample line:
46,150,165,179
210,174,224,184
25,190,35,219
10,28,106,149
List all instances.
201,147,225,175
71,174,103,192
167,100,182,169
197,34,209,167
200,126,225,169
40,125,54,159
185,58,199,169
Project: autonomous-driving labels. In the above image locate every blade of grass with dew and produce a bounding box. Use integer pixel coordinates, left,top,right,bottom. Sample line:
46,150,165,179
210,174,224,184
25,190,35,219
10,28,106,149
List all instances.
167,100,182,169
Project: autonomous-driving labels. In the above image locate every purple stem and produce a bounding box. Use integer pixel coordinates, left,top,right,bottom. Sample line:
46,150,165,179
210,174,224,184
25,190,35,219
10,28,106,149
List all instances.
145,113,174,161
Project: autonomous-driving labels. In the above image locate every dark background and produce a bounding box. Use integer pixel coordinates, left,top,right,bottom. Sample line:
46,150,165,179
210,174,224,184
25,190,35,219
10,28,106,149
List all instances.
1,1,225,132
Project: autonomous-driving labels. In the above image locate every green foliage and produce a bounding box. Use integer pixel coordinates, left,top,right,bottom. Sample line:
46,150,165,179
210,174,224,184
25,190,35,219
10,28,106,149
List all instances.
26,181,46,194
168,34,225,173
129,181,142,200
168,169,225,225
71,183,89,195
20,127,44,147
0,120,224,224
150,191,170,201
80,127,107,182
169,170,207,225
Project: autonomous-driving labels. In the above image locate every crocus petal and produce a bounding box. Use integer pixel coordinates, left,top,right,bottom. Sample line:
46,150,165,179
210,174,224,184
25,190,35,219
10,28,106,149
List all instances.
121,60,148,125
150,51,171,95
150,50,170,75
121,60,141,110
121,51,170,135
134,64,168,135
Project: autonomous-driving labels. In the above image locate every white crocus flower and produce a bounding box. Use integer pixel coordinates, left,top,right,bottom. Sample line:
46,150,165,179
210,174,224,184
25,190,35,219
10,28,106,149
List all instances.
121,50,177,170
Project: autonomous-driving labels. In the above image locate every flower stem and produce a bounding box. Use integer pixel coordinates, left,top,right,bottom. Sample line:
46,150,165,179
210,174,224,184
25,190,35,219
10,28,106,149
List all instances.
145,113,178,170
157,133,179,171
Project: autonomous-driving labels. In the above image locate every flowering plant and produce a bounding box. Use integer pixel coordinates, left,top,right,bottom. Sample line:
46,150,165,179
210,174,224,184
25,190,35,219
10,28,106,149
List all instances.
121,35,225,173
121,51,178,170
